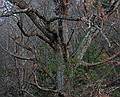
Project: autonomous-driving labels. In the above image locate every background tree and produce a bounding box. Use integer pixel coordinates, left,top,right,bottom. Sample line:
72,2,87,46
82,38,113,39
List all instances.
0,0,120,97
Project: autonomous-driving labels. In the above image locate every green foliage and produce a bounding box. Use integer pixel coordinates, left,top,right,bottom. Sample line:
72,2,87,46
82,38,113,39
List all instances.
37,43,57,75
0,67,6,79
32,91,53,97
70,42,120,96
111,89,120,97
83,44,101,63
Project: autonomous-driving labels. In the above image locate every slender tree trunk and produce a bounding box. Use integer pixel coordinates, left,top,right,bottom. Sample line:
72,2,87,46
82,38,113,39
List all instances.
55,47,64,92
53,0,71,96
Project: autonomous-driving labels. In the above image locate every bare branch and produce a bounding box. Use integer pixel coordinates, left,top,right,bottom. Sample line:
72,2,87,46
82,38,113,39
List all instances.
48,16,82,23
27,82,67,97
21,89,35,97
67,29,75,46
0,43,35,61
17,21,55,49
75,27,99,60
77,49,120,68
106,0,120,16
0,8,29,17
8,0,56,42
29,82,58,93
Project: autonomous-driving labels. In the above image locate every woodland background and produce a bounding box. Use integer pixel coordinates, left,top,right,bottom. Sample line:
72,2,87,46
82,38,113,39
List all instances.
0,0,120,97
